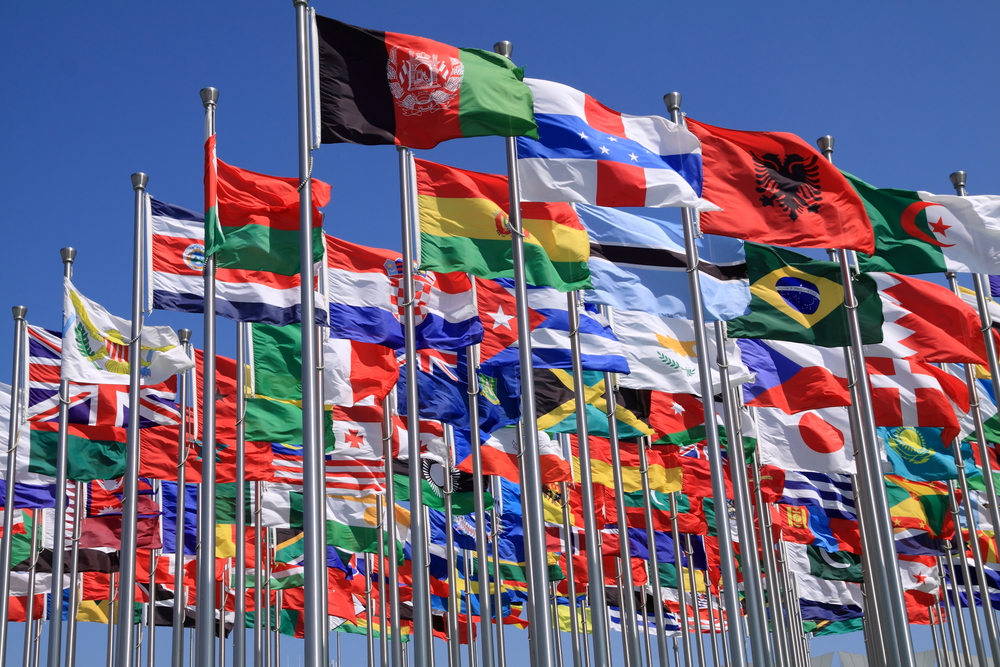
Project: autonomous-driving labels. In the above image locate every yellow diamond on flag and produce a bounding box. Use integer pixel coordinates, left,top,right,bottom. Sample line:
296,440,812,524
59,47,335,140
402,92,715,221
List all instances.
751,266,844,329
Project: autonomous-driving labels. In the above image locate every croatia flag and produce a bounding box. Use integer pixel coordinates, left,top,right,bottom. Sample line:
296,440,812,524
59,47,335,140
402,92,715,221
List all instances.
516,78,717,210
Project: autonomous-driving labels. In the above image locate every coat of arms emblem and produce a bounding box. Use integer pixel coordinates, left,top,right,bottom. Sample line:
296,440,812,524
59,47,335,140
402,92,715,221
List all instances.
385,258,434,325
386,47,463,115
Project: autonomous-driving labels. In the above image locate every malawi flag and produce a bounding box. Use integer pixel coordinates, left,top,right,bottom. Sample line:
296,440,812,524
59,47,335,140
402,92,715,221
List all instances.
685,118,874,255
314,16,537,149
415,158,591,291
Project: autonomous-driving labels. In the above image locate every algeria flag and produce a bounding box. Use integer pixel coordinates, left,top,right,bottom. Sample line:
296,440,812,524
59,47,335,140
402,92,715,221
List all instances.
846,171,1000,275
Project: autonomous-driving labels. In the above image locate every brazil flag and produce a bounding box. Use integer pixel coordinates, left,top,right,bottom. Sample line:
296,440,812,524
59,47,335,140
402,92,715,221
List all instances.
726,244,883,347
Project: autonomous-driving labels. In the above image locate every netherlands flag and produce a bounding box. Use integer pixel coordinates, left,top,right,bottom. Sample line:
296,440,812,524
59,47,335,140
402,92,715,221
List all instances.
516,79,717,211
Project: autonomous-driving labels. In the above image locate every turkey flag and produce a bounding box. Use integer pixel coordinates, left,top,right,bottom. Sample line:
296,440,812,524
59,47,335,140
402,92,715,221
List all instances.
685,118,874,255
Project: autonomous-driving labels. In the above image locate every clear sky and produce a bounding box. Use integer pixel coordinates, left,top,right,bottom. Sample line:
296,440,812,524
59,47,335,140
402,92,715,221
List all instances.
2,0,999,664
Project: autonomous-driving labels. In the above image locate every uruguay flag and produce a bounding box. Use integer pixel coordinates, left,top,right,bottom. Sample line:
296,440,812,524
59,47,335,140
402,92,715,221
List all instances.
577,204,749,320
516,79,717,211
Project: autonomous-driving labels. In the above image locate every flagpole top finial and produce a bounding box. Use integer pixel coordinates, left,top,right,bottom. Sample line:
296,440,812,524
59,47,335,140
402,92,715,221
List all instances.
178,329,191,344
950,171,967,191
11,306,26,321
817,135,835,156
663,93,682,113
200,87,219,106
493,41,513,58
131,173,148,191
60,248,76,264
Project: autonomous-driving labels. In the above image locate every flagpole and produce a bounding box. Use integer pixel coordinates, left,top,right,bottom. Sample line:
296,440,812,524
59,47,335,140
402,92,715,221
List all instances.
233,320,247,667
558,477,583,667
492,39,554,667
815,135,917,667
171,330,191,667
945,478,989,667
937,597,959,667
598,309,640,665
712,325,773,667
684,535,706,667
197,85,220,667
930,605,946,667
565,291,611,667
748,453,789,667
65,478,84,667
465,342,496,667
146,534,158,667
637,437,669,667
705,577,721,667
253,481,264,667
376,495,389,667
940,553,973,667
395,146,433,665
113,171,149,667
23,508,40,667
444,426,462,667
465,552,478,667
664,92,746,667
380,394,403,667
43,246,77,667
490,476,507,667
669,493,693,667
365,552,375,667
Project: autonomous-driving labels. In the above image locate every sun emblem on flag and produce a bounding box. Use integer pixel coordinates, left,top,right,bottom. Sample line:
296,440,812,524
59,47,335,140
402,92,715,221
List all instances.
886,427,934,465
386,47,463,116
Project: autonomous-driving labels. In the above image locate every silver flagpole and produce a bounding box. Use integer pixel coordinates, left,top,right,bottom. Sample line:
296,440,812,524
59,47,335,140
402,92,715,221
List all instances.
171,330,191,667
597,307,640,665
380,395,403,667
940,554,973,667
147,536,158,667
0,306,27,663
492,39,554,667
663,93,745,667
107,574,117,667
748,452,788,667
465,553,478,667
684,536,706,667
396,146,432,665
930,605,946,667
65,479,84,667
292,2,326,666
376,495,388,667
443,425,461,667
23,507,40,667
815,135,916,667
713,325,772,667
551,582,564,667
566,291,611,667
669,493,693,667
705,580,720,667
465,342,496,667
490,477,507,667
365,553,375,667
637,438,668,667
253,481,264,667
946,480,988,667
234,322,248,667
198,85,220,667
115,171,149,667
613,559,630,667
557,476,583,667
47,247,76,667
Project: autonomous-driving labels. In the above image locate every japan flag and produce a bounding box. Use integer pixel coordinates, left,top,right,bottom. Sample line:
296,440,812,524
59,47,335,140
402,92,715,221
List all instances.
757,406,856,475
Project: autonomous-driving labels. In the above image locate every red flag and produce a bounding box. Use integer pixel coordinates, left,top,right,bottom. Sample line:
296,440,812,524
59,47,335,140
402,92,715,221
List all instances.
686,118,874,254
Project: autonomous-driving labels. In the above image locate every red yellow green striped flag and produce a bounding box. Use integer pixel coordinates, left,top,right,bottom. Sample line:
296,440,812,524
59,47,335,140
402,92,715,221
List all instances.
415,158,591,291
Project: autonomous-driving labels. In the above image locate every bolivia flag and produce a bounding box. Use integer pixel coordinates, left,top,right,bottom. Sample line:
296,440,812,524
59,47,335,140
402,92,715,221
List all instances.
314,16,537,150
416,159,591,292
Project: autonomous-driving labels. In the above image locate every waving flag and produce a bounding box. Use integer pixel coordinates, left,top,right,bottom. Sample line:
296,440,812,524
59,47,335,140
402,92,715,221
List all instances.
785,543,864,622
151,199,326,326
577,204,749,320
326,234,481,350
457,427,571,484
779,470,860,553
516,79,715,210
323,337,398,408
756,406,856,475
685,118,874,254
737,338,850,413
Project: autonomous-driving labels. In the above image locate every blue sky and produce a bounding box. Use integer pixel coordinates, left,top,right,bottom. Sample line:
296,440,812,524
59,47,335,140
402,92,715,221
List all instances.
2,0,999,663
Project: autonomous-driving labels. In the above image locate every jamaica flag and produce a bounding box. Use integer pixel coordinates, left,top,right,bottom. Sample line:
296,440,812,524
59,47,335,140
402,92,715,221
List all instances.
533,369,654,438
726,244,883,347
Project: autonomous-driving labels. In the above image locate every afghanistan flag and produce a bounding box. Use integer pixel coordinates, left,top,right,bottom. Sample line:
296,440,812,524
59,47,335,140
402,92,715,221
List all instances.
416,159,591,291
726,244,883,347
314,16,537,149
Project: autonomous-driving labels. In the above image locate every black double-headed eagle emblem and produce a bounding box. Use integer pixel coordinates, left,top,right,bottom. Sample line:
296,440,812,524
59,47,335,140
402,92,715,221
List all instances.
751,152,823,221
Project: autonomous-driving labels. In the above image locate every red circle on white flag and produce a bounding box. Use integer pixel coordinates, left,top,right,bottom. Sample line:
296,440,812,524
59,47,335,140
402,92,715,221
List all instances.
798,412,845,454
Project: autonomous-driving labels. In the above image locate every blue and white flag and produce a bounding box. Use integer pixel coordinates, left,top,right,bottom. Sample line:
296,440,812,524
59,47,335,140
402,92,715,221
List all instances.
577,204,749,320
516,79,717,211
780,470,857,523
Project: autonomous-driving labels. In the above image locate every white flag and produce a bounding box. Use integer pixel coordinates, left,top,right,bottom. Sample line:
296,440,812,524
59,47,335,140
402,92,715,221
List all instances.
756,406,856,475
62,278,193,385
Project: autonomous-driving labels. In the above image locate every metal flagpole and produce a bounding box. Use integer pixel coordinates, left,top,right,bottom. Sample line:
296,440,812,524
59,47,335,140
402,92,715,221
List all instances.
705,579,720,667
147,539,158,667
940,554,973,667
466,553,479,667
264,530,272,667
465,342,496,667
669,494,693,667
198,85,220,667
23,508,40,667
613,559,630,667
664,92,746,667
815,135,916,667
580,595,590,667
219,562,228,667
938,586,962,667
115,171,149,667
684,536,706,667
273,589,282,667
172,330,191,667
490,477,507,667
291,3,326,666
366,553,375,667
234,322,248,667
47,246,76,667
931,603,951,667
66,478,85,667
638,438,669,667
566,291,611,667
749,452,789,667
443,427,461,667
713,325,772,667
946,480,988,667
253,481,264,667
558,477,583,667
0,305,27,663
492,39,554,667
376,495,389,667
381,395,403,667
396,146,432,665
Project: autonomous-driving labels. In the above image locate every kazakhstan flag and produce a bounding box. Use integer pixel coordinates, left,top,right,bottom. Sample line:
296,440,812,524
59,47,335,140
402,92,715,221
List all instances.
726,244,883,347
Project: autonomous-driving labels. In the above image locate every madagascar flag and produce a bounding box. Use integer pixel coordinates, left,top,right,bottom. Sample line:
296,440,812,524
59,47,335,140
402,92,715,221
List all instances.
416,159,590,291
315,16,537,149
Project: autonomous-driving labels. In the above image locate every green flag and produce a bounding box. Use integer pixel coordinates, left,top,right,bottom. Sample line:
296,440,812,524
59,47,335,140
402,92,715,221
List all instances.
726,244,883,347
805,545,863,583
